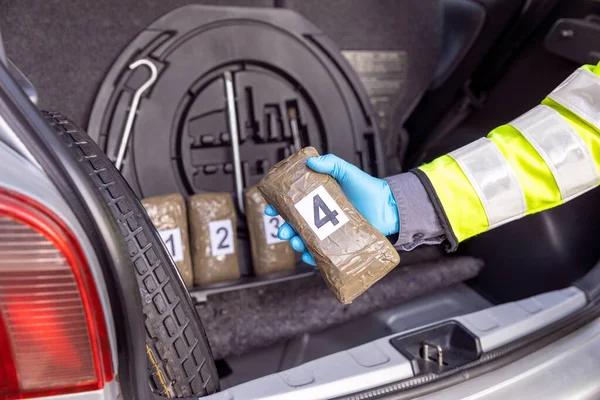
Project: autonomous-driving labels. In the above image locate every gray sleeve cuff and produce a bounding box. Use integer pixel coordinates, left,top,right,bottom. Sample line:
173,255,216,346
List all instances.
385,172,445,251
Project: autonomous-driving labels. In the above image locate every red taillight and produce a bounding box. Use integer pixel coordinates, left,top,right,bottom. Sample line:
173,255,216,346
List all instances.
0,189,113,399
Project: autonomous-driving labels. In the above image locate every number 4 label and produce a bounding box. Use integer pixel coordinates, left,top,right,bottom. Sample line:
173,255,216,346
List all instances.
294,185,349,240
158,228,184,262
208,219,235,256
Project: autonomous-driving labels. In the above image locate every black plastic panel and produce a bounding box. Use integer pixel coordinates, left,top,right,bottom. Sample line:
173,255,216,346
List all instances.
177,63,322,194
545,16,600,65
390,321,481,375
430,0,485,90
87,5,383,285
406,0,527,163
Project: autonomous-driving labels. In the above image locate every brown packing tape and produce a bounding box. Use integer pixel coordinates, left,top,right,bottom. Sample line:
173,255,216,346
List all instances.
258,147,400,304
244,186,296,276
141,194,194,288
188,193,240,285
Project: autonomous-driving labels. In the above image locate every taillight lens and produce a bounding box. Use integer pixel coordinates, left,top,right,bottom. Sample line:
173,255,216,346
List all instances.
0,189,113,399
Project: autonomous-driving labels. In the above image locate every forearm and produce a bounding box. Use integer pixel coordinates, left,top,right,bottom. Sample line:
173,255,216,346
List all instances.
410,62,600,249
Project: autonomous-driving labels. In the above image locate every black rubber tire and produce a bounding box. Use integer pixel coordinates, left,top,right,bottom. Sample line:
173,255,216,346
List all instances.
43,111,219,398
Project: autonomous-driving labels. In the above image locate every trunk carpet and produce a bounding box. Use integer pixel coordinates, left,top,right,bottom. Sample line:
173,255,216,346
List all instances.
198,256,483,359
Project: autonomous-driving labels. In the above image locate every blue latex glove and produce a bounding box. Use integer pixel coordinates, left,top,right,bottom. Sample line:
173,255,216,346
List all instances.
264,154,399,266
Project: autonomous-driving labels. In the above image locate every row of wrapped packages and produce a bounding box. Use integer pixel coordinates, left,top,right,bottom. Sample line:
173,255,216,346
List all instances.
142,186,296,288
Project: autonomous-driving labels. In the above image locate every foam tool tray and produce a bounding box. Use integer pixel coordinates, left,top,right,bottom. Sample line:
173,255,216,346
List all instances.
87,5,386,301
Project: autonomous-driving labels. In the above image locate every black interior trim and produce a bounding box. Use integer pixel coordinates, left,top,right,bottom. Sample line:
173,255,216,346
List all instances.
430,0,486,90
471,0,563,93
0,62,149,400
575,261,600,302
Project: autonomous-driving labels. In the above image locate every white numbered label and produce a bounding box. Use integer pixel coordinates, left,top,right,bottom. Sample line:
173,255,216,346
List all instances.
158,228,184,262
294,185,349,240
208,219,235,256
263,214,285,245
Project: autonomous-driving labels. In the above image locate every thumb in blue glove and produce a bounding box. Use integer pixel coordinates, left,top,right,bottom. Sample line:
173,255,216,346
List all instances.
264,154,399,266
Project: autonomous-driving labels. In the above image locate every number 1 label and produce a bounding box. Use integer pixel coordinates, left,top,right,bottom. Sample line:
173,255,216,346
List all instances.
208,219,235,256
158,228,184,262
294,185,349,240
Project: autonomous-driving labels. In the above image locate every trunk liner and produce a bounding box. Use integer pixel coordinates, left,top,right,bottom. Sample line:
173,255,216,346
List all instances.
198,256,483,359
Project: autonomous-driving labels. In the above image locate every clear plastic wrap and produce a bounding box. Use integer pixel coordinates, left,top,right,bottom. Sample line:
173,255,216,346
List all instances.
142,193,194,288
244,186,296,276
188,193,240,285
258,147,400,303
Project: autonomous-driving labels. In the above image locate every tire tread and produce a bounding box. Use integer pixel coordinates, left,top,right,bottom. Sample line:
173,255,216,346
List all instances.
43,111,218,397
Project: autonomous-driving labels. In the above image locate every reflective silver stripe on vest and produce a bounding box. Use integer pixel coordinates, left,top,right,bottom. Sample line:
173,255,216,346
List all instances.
449,138,526,229
548,68,600,131
510,105,599,201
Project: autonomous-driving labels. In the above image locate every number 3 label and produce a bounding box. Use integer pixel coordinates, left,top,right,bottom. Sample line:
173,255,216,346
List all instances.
263,214,285,245
294,185,349,240
158,228,184,262
208,219,235,256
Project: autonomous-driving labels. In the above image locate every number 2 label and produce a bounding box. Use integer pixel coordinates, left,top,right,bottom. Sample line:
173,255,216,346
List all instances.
263,214,285,245
158,228,184,262
208,219,235,256
294,185,349,240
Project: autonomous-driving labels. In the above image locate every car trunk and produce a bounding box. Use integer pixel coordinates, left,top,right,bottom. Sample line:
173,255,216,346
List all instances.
1,0,599,398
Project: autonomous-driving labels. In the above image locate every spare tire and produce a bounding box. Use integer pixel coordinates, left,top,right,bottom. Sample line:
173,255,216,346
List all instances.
43,111,219,398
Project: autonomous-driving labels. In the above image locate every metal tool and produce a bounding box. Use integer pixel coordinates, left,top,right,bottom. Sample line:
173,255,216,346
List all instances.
224,71,245,214
114,59,158,170
422,341,444,366
287,106,302,152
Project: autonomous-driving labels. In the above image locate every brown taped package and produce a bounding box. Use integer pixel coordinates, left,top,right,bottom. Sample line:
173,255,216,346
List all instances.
142,194,193,288
188,193,240,285
244,186,296,276
258,147,400,304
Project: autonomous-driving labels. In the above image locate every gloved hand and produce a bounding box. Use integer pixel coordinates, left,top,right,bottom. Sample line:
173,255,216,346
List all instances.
264,154,399,266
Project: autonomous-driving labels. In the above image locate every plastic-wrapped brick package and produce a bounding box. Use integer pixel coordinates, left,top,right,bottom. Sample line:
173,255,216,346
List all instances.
244,185,296,276
259,147,400,304
188,193,240,285
141,193,194,288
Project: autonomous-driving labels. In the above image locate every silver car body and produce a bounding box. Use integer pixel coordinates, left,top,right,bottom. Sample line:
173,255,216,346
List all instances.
0,131,120,399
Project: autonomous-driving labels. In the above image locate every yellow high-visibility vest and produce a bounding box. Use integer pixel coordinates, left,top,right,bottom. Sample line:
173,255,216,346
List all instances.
415,62,600,247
